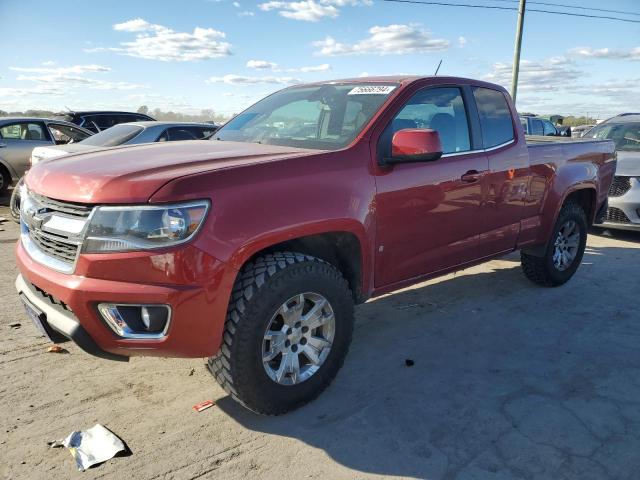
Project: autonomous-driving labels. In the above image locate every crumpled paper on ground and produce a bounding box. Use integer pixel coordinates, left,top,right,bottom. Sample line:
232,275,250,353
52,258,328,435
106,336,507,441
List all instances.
61,424,125,471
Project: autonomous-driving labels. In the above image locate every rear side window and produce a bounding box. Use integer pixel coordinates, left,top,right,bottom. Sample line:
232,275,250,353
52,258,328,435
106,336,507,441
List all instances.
83,115,118,131
473,87,514,148
531,119,543,136
542,120,557,136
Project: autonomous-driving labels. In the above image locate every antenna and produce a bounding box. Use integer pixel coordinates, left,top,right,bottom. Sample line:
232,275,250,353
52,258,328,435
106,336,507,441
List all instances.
434,59,442,76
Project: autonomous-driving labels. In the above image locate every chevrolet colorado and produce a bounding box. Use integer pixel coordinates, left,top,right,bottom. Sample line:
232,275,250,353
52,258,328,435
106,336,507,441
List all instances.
15,76,616,414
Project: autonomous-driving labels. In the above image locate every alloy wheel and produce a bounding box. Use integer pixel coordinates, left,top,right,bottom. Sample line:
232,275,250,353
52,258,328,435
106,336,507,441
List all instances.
553,220,581,271
262,292,335,386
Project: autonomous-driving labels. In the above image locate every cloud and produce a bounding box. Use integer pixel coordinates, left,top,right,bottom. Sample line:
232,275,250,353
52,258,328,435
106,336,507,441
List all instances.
259,0,371,22
246,60,331,72
239,10,255,16
8,63,145,92
0,84,66,98
247,59,278,69
90,18,232,61
484,56,581,92
297,63,331,72
568,46,640,61
10,64,111,74
207,74,300,85
570,79,640,101
458,36,467,48
313,24,450,56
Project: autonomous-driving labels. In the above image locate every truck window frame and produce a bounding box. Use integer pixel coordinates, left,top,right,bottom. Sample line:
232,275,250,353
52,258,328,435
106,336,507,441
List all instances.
471,86,517,150
375,83,483,163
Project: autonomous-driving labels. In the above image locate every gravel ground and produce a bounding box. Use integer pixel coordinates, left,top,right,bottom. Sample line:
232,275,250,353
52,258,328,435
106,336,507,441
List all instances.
1,194,640,480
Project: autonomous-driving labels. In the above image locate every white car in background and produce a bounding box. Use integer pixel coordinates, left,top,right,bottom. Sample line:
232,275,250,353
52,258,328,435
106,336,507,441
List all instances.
588,113,640,231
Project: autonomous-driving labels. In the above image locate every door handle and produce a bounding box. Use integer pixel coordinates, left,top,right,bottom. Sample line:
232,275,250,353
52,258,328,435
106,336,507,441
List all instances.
461,170,486,183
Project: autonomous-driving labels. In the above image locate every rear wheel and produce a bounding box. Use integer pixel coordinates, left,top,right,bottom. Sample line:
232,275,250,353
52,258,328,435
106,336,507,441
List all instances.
208,252,354,415
521,202,588,286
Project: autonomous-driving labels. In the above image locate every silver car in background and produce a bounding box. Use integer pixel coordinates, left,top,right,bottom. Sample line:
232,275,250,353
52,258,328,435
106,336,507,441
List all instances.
587,113,640,231
0,117,91,194
30,121,220,164
10,121,220,222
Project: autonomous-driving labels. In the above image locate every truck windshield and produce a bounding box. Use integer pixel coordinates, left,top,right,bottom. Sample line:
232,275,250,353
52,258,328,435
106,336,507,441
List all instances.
214,83,399,150
587,122,640,151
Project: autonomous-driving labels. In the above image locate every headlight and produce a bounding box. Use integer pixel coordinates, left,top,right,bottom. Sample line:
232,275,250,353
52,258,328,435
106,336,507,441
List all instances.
82,200,210,253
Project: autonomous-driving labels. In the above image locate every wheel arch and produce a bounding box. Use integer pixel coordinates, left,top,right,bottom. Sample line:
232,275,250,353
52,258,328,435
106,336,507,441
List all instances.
229,227,369,304
522,184,596,257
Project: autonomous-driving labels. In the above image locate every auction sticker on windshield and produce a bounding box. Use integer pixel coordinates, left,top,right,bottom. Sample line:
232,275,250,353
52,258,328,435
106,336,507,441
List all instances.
347,86,396,95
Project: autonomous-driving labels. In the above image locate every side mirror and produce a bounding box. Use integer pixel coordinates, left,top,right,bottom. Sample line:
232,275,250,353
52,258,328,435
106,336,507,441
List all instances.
382,129,443,166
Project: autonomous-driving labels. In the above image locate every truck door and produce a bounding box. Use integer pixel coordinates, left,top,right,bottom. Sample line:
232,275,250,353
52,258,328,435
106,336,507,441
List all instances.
374,86,489,287
471,86,529,256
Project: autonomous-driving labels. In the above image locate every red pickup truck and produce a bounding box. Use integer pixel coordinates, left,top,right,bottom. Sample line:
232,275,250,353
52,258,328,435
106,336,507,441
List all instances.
15,76,615,414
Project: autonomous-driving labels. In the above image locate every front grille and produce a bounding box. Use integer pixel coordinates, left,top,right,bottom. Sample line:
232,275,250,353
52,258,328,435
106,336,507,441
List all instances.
605,207,631,224
29,191,92,218
30,230,79,262
608,176,632,197
22,192,92,271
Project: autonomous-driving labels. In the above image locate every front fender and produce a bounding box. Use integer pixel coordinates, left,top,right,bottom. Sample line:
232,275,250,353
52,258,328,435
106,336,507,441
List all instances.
149,145,377,296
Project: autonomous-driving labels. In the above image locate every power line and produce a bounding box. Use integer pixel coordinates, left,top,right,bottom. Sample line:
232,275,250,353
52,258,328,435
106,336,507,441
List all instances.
487,0,640,18
380,0,640,23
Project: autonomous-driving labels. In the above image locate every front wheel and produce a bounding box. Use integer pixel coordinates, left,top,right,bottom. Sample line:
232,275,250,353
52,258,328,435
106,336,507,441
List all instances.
208,252,354,415
521,202,588,286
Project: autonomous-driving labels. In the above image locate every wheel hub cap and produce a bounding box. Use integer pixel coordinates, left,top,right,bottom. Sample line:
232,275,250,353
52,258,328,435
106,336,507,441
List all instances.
262,292,335,386
553,220,580,272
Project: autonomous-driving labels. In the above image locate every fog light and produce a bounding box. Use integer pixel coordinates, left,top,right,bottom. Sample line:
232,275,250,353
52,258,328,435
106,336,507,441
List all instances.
98,303,171,339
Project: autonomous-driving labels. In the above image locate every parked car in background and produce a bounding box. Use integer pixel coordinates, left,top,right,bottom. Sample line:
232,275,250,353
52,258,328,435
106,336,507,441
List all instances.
0,117,91,195
588,113,640,231
15,76,615,415
30,121,220,164
8,122,220,221
520,115,565,136
51,111,155,133
571,124,594,138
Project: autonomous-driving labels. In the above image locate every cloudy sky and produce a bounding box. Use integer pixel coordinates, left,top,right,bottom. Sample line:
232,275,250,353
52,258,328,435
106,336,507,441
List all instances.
0,0,638,119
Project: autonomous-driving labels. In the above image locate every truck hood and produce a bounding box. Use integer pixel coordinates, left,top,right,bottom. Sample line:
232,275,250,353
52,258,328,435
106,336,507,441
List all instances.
615,151,640,177
26,140,318,203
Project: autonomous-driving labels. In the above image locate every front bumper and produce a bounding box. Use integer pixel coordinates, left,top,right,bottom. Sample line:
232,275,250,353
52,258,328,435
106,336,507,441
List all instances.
15,239,237,360
599,177,640,231
16,275,128,361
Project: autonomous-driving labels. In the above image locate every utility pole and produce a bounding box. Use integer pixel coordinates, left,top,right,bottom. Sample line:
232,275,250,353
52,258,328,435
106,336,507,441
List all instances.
511,0,526,105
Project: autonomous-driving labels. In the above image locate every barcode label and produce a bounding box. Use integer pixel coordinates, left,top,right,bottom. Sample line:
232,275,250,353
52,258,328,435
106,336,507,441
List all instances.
347,86,396,95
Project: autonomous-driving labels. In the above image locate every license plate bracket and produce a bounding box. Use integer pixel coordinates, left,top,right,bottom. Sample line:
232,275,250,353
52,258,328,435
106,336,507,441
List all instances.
19,294,53,342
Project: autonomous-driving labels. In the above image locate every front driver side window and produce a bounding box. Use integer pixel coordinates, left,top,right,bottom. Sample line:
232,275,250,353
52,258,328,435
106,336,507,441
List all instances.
380,87,471,158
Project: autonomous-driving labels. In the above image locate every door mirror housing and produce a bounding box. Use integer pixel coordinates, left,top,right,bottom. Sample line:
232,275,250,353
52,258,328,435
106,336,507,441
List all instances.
382,129,443,165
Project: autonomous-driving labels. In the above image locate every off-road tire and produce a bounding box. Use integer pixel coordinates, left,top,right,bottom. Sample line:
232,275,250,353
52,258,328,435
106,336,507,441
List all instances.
521,202,588,286
208,252,354,415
